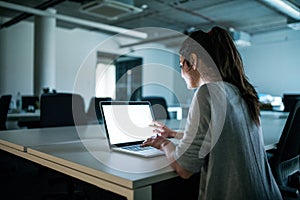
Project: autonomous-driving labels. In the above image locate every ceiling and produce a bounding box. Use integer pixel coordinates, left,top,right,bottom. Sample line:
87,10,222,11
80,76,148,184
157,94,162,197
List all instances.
0,0,300,44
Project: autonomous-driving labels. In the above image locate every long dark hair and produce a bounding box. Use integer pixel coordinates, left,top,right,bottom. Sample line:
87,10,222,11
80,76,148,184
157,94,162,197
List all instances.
179,26,260,126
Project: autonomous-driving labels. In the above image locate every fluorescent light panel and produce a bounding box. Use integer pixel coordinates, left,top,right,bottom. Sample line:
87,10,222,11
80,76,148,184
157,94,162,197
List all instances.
261,0,300,20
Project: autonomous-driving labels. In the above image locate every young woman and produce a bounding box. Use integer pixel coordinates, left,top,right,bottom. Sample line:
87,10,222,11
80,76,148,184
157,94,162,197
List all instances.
141,26,282,200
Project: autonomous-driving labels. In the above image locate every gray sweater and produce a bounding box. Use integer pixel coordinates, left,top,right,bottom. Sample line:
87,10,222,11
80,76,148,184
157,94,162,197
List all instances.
174,82,282,200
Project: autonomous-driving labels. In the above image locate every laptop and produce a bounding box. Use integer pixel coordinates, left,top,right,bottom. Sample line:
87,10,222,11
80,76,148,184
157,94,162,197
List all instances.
100,101,165,157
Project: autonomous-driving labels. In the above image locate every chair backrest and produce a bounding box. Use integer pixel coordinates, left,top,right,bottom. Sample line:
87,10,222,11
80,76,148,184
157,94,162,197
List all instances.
86,97,112,123
21,95,39,110
282,94,300,112
40,93,87,128
141,96,170,120
272,100,300,187
0,95,12,130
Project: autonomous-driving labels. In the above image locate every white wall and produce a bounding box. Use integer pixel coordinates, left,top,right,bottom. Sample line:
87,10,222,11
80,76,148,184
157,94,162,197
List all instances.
130,46,194,106
0,20,34,96
0,18,117,106
240,29,300,97
56,28,109,92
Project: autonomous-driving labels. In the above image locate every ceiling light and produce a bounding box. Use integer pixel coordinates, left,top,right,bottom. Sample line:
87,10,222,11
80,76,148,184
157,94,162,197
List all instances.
80,0,143,20
287,17,300,30
260,0,300,30
229,28,251,47
260,0,300,20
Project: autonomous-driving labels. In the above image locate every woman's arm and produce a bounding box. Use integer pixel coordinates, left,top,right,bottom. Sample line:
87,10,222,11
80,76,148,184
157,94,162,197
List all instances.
161,140,193,179
141,135,193,179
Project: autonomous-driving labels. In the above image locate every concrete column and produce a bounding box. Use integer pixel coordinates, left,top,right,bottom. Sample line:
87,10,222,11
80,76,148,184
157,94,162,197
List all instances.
34,8,56,96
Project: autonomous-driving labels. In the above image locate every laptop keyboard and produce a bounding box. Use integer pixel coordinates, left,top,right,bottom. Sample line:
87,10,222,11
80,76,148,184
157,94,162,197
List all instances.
122,144,153,152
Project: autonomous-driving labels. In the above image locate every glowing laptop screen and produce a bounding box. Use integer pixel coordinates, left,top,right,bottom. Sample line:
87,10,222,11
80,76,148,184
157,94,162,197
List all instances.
102,103,154,145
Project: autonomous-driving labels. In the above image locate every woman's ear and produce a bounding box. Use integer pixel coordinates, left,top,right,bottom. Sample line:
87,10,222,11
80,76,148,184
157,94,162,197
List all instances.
190,53,198,70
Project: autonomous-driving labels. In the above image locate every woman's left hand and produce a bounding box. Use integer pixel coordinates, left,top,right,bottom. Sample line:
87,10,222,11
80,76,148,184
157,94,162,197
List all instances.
140,134,170,150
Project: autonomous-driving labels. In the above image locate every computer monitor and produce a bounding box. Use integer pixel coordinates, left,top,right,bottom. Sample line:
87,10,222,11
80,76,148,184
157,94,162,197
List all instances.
282,94,300,112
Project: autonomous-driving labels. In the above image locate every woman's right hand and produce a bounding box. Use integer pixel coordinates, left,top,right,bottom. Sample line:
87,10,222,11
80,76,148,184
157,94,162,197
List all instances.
149,121,177,138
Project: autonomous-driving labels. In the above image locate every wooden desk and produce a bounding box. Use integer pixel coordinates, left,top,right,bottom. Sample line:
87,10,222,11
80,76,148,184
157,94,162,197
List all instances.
0,125,177,200
0,112,288,199
7,110,40,121
6,110,40,129
260,111,288,150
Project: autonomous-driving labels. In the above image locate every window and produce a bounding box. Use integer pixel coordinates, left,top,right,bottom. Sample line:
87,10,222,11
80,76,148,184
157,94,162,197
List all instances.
95,63,116,99
95,52,143,101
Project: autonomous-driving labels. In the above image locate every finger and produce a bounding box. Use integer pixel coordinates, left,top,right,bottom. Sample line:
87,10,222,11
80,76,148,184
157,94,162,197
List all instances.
150,121,163,128
140,142,148,147
141,138,153,147
144,137,152,142
158,127,165,132
141,140,149,147
153,129,160,134
149,124,156,128
149,121,158,127
154,121,164,127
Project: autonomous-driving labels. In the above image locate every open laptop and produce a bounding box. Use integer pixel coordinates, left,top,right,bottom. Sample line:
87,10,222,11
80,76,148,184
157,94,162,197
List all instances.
100,101,165,157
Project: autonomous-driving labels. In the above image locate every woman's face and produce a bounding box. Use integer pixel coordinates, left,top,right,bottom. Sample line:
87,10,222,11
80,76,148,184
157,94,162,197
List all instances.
179,55,200,89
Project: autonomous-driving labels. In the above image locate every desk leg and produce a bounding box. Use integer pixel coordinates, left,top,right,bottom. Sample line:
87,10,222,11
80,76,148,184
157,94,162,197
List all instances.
128,185,151,200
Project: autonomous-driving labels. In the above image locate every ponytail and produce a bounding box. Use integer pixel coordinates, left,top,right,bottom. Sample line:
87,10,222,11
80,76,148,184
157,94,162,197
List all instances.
209,27,260,126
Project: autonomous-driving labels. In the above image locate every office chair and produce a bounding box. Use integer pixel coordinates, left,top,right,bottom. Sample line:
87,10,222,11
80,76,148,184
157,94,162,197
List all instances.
141,96,170,120
86,97,112,124
268,100,300,199
17,95,40,129
21,95,39,111
40,93,87,128
40,93,88,199
282,94,300,112
0,95,12,130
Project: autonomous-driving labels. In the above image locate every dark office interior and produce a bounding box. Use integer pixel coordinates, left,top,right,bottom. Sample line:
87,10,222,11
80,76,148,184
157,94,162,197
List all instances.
1,0,300,199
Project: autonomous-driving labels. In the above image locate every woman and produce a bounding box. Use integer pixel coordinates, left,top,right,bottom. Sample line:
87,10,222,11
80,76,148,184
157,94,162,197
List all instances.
141,26,282,200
